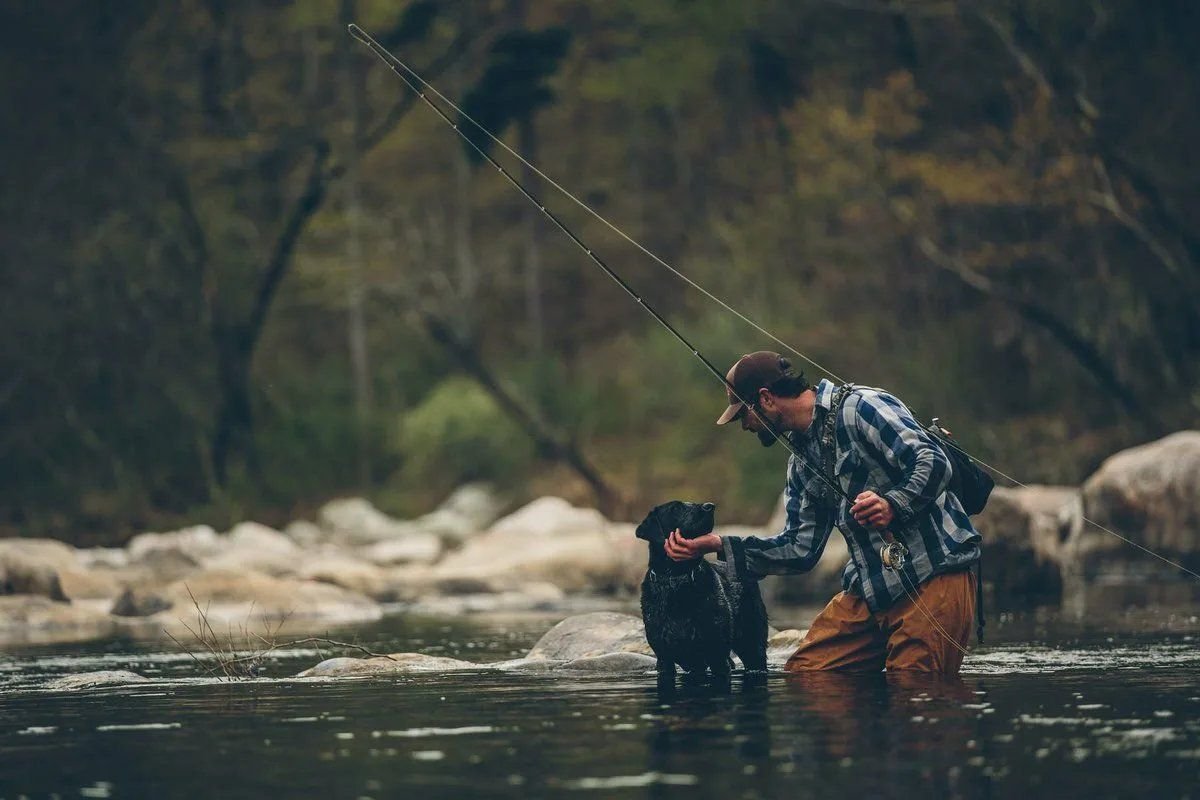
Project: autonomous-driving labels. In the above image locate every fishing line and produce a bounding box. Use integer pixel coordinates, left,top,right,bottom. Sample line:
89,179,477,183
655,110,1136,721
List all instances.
347,24,1197,588
348,26,974,662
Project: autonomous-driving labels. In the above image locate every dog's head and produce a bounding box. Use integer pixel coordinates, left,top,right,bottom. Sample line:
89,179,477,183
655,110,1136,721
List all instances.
635,500,717,544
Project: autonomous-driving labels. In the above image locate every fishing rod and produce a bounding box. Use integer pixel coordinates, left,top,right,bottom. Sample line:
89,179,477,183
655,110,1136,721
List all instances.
346,23,842,498
347,24,1200,592
349,23,974,656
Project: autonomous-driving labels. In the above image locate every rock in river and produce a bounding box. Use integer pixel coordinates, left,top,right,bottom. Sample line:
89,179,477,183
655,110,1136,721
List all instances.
525,611,653,660
46,670,149,691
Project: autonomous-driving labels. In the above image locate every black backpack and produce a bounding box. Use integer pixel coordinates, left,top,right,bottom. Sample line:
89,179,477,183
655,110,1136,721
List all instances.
925,418,994,516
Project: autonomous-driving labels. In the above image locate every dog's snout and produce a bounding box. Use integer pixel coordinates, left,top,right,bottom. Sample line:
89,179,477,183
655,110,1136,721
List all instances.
702,502,715,511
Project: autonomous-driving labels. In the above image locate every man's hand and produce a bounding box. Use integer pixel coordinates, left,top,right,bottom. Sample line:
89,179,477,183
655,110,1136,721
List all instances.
851,490,895,530
664,529,722,561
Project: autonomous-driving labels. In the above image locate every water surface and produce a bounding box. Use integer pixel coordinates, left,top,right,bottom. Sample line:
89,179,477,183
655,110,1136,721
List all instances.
1,609,1197,798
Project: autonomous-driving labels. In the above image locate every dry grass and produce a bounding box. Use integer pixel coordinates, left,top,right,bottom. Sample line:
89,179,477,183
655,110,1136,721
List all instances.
164,584,396,681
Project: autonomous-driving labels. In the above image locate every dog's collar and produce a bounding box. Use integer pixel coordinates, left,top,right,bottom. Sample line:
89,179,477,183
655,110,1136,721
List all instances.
648,560,704,585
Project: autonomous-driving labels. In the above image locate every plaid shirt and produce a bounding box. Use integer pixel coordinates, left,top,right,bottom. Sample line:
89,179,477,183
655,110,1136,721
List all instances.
722,379,981,613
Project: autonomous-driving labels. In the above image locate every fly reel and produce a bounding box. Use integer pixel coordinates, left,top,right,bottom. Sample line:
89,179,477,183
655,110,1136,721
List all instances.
880,541,909,571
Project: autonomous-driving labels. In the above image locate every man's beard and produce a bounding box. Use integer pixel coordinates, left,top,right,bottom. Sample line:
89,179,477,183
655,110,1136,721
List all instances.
755,409,784,447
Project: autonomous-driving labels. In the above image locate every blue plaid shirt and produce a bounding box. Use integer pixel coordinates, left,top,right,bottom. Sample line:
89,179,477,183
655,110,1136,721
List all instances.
722,379,981,613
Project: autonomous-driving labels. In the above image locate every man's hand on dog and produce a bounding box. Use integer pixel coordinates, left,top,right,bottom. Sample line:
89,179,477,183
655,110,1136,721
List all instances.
851,490,895,530
665,529,722,561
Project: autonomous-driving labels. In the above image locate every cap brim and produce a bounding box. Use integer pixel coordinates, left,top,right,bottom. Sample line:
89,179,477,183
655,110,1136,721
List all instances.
716,402,746,426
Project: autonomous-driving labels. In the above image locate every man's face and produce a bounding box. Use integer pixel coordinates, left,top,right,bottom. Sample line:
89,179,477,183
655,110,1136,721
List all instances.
740,391,784,447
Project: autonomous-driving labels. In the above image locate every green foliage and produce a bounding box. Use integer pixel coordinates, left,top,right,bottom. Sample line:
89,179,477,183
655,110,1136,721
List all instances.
3,0,1199,540
397,378,536,496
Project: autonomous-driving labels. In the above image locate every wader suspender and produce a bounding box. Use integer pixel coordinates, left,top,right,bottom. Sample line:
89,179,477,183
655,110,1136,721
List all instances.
820,384,986,645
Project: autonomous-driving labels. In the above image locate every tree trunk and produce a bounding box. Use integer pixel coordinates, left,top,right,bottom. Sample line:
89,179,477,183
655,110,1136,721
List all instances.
341,0,373,488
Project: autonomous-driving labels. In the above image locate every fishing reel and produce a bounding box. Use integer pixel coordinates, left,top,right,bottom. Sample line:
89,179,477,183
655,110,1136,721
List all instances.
880,541,909,571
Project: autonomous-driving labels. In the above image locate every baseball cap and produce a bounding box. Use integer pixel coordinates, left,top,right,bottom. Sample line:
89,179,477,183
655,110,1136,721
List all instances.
715,351,790,425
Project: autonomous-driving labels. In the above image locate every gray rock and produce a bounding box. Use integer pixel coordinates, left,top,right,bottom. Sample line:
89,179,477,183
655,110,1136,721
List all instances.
127,525,220,563
135,569,383,631
974,485,1079,606
1081,431,1200,566
46,670,149,690
426,498,632,594
111,587,172,617
283,520,325,548
0,595,118,645
358,535,442,566
295,652,480,677
0,548,68,601
317,497,420,547
561,652,658,672
766,628,806,667
526,611,652,660
411,483,507,547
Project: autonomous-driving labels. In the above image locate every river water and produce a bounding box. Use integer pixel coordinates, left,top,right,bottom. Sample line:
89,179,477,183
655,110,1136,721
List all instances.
1,607,1197,799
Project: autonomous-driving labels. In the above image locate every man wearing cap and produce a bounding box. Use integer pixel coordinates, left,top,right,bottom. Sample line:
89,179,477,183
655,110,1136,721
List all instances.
665,352,981,674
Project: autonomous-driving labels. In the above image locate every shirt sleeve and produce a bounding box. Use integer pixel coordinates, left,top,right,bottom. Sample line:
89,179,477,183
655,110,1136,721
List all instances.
722,453,836,581
844,390,952,523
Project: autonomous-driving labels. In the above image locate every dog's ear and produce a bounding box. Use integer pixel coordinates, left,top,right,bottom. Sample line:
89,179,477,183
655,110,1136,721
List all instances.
635,508,660,541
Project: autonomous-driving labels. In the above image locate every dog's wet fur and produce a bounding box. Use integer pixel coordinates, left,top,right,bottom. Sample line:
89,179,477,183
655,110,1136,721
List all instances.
637,500,768,686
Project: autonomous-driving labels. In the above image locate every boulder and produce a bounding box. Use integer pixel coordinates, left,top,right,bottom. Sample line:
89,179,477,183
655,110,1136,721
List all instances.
129,548,202,583
295,553,388,598
1080,431,1200,570
408,483,507,547
0,538,78,572
404,582,567,615
0,546,68,601
766,628,806,666
425,498,630,593
202,522,302,576
357,535,442,566
127,525,221,564
58,568,124,603
110,587,173,617
46,670,149,691
75,547,130,570
283,520,325,548
525,611,652,661
150,569,383,628
296,653,479,678
560,652,658,672
318,497,420,546
0,595,118,644
973,485,1078,606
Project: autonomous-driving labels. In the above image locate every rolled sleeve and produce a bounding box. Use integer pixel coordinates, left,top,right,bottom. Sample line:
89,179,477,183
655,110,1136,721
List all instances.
724,454,835,581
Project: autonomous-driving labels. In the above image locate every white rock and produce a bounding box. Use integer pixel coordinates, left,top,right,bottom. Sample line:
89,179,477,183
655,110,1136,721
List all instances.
46,670,149,690
486,496,610,539
283,520,325,547
127,525,220,563
1081,431,1200,557
317,498,419,546
358,534,442,566
0,595,118,645
296,653,480,678
526,612,652,660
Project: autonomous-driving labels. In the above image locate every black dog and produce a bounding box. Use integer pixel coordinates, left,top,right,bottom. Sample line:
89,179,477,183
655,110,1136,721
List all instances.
637,500,768,684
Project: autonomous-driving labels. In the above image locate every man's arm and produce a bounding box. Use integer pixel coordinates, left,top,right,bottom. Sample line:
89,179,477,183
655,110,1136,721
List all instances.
668,456,835,581
845,390,952,523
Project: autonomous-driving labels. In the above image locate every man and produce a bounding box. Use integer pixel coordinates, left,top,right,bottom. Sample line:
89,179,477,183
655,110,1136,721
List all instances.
665,351,981,674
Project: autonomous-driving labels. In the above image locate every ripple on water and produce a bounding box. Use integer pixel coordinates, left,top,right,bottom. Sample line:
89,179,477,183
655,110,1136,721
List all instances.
558,772,699,790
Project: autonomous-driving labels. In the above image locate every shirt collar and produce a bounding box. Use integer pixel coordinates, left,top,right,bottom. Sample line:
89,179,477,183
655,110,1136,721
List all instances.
792,378,835,446
814,378,836,411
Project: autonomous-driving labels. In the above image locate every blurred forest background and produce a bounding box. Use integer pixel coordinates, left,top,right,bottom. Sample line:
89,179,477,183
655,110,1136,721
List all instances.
2,0,1198,544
